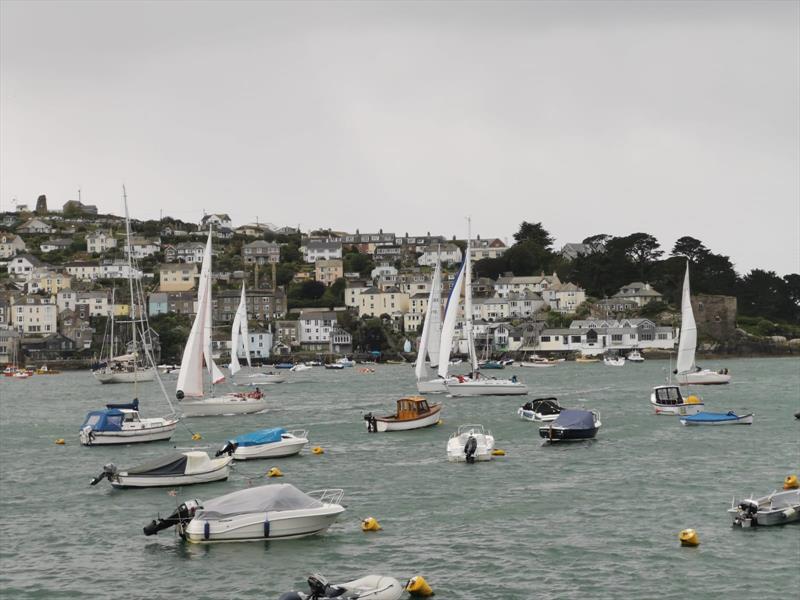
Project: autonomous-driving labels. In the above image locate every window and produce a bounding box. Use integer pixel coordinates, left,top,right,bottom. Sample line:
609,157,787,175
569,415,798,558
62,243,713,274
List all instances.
571,335,581,343
612,334,623,342
540,336,551,342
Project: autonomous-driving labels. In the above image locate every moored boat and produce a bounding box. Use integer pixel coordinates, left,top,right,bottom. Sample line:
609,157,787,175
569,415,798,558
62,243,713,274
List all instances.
143,483,346,542
650,385,704,416
518,397,562,422
626,350,645,362
90,450,233,488
539,409,601,443
364,396,442,433
79,399,179,446
446,424,495,462
680,411,753,426
729,481,800,527
445,373,528,396
217,427,309,459
278,574,404,600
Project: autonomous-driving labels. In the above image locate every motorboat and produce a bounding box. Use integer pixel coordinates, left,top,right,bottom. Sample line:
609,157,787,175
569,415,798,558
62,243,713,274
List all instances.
324,363,345,370
518,397,562,422
175,230,269,417
478,360,504,369
364,396,442,432
575,355,600,363
650,385,704,416
290,363,312,372
336,357,355,367
674,262,731,385
603,355,625,367
143,483,346,542
518,354,562,368
35,365,60,375
90,450,233,488
246,371,287,385
79,399,178,446
217,427,309,460
626,350,645,362
445,373,528,397
539,409,601,443
274,362,295,369
729,487,800,527
278,574,404,600
680,411,754,426
500,358,515,366
446,424,495,462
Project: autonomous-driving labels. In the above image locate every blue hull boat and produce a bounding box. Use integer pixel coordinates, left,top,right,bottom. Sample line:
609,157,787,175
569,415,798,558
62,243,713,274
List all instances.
680,411,753,426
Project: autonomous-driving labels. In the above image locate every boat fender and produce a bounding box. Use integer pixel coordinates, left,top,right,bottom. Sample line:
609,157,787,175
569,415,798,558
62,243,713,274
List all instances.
55,438,65,445
686,395,700,404
782,507,796,519
267,467,283,478
492,449,506,456
312,446,324,455
191,433,202,441
679,528,699,547
464,436,478,464
406,575,434,596
784,475,799,490
264,519,270,538
203,521,210,540
176,390,184,400
361,517,382,532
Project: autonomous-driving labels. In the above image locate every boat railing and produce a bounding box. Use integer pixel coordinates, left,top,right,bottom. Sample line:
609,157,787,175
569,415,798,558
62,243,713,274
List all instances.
307,488,345,506
286,429,309,439
452,424,488,437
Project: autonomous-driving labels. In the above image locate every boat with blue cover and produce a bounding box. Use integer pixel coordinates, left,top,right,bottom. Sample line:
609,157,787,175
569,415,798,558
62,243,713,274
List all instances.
217,427,308,460
680,411,753,426
79,399,179,446
539,409,601,443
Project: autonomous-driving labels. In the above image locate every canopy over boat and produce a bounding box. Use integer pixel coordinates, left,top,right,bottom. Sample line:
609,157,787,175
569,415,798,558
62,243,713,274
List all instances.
124,451,217,476
682,411,748,423
230,427,287,447
522,397,561,415
196,484,323,520
106,399,139,411
80,409,126,432
552,409,595,430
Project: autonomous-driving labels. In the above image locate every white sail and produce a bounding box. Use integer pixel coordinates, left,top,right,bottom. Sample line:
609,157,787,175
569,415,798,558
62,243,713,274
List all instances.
415,259,443,381
437,260,466,379
464,221,479,374
229,283,250,376
676,261,697,375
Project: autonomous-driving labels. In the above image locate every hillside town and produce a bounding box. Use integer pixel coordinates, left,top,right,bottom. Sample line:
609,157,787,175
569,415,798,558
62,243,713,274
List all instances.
0,194,792,368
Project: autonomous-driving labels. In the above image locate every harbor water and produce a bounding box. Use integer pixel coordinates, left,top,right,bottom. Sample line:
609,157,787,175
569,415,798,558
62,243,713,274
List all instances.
0,357,798,599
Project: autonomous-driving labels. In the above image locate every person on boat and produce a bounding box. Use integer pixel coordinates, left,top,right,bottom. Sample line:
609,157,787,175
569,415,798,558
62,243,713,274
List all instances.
511,375,517,383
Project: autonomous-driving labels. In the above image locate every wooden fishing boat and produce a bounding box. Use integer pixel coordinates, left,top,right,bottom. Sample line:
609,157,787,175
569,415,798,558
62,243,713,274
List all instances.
364,396,442,432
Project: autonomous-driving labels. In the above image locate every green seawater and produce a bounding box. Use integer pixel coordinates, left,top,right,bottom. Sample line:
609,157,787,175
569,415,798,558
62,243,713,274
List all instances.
1,358,798,599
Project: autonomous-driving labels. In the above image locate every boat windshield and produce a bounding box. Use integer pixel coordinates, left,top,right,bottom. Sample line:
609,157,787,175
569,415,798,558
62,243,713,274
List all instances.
655,387,683,405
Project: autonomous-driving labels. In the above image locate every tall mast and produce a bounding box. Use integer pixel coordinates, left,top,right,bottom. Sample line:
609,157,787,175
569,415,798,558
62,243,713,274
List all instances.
122,186,139,388
465,217,478,376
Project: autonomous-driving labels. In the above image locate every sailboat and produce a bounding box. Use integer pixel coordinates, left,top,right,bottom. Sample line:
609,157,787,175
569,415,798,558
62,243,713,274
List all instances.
445,221,528,397
79,187,179,445
415,256,447,394
229,282,252,377
674,262,731,385
92,284,155,384
175,230,269,417
432,256,468,390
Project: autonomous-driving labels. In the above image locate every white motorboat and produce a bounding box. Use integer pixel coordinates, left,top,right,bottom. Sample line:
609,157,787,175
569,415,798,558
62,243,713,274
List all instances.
336,357,355,367
415,256,445,394
650,385,704,416
324,363,345,370
517,360,556,368
603,355,625,367
680,411,754,425
364,396,442,432
728,486,800,527
279,574,404,600
175,230,269,417
217,427,309,460
626,350,645,362
143,484,346,542
674,262,731,385
290,363,312,372
446,424,495,462
518,397,563,422
90,450,233,488
79,399,179,446
446,373,528,397
245,372,288,385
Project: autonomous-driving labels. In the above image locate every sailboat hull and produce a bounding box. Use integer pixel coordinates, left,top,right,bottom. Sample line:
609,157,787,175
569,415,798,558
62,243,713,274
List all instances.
180,395,268,417
446,379,528,396
416,378,448,394
80,419,178,445
676,370,732,385
94,368,156,384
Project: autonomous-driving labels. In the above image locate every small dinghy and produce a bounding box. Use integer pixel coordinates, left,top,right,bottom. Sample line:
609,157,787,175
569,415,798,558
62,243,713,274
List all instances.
217,427,308,460
90,450,233,488
144,483,345,542
364,396,441,432
729,485,800,527
518,397,562,422
278,573,404,600
539,409,601,443
446,424,495,463
680,411,753,426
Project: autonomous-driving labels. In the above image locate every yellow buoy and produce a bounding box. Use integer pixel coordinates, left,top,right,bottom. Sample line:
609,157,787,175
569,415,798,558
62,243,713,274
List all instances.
784,475,799,490
267,467,283,478
191,433,202,441
436,420,443,425
679,528,699,547
686,395,700,404
54,438,65,445
406,575,434,597
312,446,324,455
491,449,506,456
361,517,382,532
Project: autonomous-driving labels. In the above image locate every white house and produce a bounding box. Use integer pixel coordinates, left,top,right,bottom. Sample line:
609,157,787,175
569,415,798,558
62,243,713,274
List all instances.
7,253,46,278
494,273,561,298
610,282,664,308
174,242,206,263
298,310,340,348
0,233,26,258
13,296,57,334
471,297,510,322
370,263,398,283
536,318,677,356
541,283,587,314
417,243,463,267
345,280,371,309
357,287,410,319
301,240,342,263
508,290,546,319
469,238,507,261
40,238,72,253
16,218,53,235
86,231,118,254
124,237,160,259
57,290,113,317
200,213,232,229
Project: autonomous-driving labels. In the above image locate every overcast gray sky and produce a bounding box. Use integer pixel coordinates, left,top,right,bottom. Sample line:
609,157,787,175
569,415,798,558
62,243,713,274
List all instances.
2,0,798,275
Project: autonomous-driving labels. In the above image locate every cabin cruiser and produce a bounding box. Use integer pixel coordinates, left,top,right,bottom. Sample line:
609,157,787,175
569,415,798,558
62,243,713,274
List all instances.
364,396,441,432
144,483,345,542
680,411,753,426
278,574,404,600
217,427,309,460
90,451,233,488
603,355,625,367
290,363,312,372
729,487,800,527
518,397,562,422
626,350,644,362
445,373,528,397
79,400,178,446
650,385,704,416
446,424,495,462
539,409,601,443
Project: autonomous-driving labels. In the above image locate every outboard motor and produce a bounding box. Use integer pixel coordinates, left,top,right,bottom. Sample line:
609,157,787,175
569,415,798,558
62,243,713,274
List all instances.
464,435,478,464
739,499,759,518
143,500,199,536
215,441,238,457
306,574,330,599
90,463,117,486
363,413,377,433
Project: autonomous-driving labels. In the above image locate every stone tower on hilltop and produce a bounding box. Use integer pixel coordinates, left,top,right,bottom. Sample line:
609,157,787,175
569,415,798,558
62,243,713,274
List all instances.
35,195,48,215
